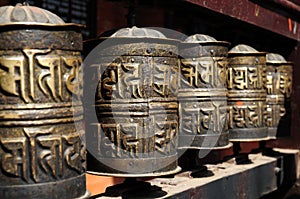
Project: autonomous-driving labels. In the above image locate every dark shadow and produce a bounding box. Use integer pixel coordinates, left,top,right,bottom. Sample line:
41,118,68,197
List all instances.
177,149,215,178
233,142,253,165
190,166,214,178
178,149,199,171
261,149,298,199
90,178,167,199
276,98,292,138
285,194,300,199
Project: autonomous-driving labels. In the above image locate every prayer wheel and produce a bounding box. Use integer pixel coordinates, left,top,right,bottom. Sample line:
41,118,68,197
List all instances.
179,34,231,149
85,27,181,177
266,53,293,138
0,4,88,198
227,44,268,141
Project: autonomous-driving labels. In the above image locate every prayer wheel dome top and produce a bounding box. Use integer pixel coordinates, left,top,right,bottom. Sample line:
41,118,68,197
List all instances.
110,26,167,39
228,44,266,55
184,34,217,42
0,3,65,25
266,53,287,63
229,44,258,53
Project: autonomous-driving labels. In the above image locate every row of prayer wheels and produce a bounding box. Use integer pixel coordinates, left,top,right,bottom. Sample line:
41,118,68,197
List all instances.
0,4,293,198
85,26,293,177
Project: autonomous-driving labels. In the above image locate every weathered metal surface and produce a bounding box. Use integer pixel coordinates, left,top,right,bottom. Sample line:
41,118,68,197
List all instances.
184,0,300,40
94,154,279,199
178,34,231,149
266,53,293,139
85,26,180,177
0,4,88,199
227,44,268,141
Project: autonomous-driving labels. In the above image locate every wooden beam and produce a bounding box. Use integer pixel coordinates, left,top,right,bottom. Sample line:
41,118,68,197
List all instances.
185,0,300,41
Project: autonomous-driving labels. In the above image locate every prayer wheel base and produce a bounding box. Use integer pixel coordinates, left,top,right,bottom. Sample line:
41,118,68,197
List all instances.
229,128,269,142
87,153,181,177
0,174,88,199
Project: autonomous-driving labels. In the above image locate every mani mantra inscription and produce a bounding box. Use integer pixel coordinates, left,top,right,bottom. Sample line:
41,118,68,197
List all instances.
180,58,227,88
97,56,178,100
0,49,82,103
0,127,85,183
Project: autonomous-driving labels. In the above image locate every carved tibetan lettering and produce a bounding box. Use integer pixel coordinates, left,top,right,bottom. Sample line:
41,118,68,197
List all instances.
265,106,273,127
248,105,260,127
227,67,233,89
23,127,54,182
1,137,28,182
180,106,201,135
120,61,144,98
101,124,123,158
101,63,117,99
229,105,262,128
38,134,63,179
280,106,286,117
181,60,200,87
199,61,214,86
64,133,82,173
100,123,141,158
266,74,273,94
63,56,82,96
248,67,259,88
121,124,139,158
153,61,170,97
154,118,177,154
234,67,248,89
37,55,63,101
0,56,26,100
201,102,226,133
23,49,51,102
231,106,247,128
181,102,226,135
0,50,82,103
217,60,227,86
279,74,292,97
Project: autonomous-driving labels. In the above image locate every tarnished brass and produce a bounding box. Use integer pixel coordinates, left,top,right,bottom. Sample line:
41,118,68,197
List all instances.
85,27,181,177
266,53,293,138
227,45,268,141
0,4,88,199
179,34,231,149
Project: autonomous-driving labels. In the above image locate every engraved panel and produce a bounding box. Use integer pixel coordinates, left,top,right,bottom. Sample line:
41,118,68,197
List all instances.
0,50,82,104
180,58,225,88
0,125,85,184
227,66,265,90
228,102,264,129
98,56,178,100
180,100,227,135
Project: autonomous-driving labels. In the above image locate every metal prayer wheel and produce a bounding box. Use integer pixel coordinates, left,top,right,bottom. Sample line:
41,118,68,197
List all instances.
266,53,293,138
178,34,231,149
227,44,268,141
0,4,88,198
85,27,181,177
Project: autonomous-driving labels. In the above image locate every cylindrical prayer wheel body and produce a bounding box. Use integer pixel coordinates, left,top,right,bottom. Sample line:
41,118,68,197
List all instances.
266,53,293,138
85,27,180,177
227,45,268,141
179,34,230,149
0,4,88,199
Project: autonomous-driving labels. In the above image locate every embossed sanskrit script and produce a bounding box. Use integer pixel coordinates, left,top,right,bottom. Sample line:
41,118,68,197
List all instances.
0,50,82,103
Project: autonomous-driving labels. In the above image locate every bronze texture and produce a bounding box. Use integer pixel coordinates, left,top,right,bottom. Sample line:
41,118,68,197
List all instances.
0,4,88,199
85,27,181,177
227,45,268,141
266,53,293,138
179,34,231,149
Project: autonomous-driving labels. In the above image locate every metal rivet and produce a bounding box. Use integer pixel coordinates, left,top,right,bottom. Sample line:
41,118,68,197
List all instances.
146,48,152,54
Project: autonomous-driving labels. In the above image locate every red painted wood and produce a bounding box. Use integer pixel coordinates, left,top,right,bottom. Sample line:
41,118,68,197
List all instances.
185,0,300,40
